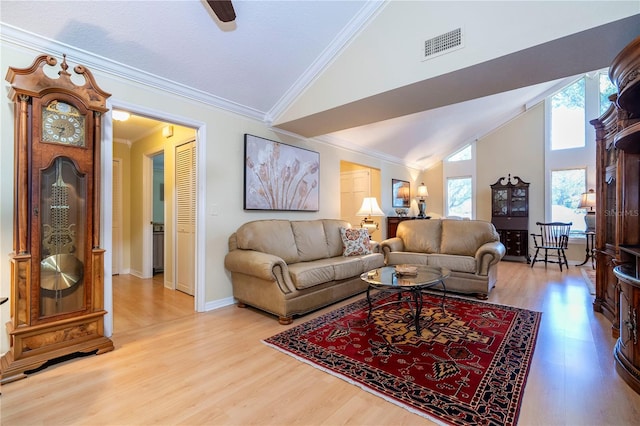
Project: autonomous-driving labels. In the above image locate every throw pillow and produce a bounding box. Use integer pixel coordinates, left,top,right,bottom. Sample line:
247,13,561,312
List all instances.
340,227,371,257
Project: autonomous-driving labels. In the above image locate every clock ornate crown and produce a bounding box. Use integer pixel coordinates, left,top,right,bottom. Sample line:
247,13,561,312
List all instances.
1,53,113,383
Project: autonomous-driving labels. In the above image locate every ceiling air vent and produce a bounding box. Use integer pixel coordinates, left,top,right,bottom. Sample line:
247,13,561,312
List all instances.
422,28,463,61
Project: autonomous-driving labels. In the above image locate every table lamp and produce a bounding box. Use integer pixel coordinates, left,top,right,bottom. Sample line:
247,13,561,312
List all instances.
356,197,385,231
578,189,596,231
417,183,429,218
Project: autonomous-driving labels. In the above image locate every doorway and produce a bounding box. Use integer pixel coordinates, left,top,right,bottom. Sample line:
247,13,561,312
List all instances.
152,152,164,276
110,111,198,332
339,161,383,241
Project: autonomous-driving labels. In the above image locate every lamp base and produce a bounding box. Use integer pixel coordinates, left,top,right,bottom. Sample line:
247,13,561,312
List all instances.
418,201,426,218
361,217,379,231
584,211,596,232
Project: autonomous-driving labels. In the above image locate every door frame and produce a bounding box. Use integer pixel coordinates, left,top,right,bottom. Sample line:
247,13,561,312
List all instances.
102,100,207,337
142,149,164,280
112,157,123,275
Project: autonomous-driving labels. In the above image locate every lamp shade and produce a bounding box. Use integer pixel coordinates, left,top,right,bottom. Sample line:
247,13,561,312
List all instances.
578,189,596,211
356,197,385,217
417,182,429,199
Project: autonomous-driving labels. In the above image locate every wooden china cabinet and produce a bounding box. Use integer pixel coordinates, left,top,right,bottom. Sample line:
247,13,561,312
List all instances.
591,97,623,335
1,54,114,383
593,35,640,393
490,175,530,262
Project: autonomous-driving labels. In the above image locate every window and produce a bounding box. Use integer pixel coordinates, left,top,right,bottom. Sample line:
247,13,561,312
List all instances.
447,177,472,218
447,145,472,162
550,78,585,150
599,72,616,115
551,168,586,233
444,143,475,219
545,70,603,236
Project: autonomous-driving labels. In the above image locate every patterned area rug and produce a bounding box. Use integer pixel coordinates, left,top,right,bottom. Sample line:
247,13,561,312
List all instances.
580,267,596,295
264,293,541,426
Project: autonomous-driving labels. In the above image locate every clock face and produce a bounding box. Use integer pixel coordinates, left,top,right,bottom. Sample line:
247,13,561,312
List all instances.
42,101,86,147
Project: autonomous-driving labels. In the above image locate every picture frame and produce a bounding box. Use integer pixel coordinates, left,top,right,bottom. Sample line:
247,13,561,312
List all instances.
392,179,410,208
244,134,320,211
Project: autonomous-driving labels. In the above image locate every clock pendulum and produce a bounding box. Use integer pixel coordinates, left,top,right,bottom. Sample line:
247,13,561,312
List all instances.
40,158,83,313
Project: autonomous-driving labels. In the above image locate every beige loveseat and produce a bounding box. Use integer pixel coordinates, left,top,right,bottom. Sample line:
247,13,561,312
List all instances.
380,219,506,299
224,219,384,324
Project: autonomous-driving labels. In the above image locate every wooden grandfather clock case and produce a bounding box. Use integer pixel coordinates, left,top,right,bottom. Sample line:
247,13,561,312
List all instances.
1,54,114,383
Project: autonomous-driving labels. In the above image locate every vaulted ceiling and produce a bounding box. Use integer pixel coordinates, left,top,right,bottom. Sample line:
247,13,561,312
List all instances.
2,1,639,169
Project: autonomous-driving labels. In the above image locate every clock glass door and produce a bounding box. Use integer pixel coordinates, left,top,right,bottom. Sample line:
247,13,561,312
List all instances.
39,157,86,316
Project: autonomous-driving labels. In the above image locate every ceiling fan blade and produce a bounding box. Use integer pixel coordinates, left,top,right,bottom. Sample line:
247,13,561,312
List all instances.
207,0,236,22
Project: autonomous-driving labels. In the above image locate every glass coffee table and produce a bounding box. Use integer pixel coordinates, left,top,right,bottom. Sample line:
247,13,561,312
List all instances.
361,265,450,335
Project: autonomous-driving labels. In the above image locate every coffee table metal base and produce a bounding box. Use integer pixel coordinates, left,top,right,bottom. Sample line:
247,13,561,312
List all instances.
366,282,446,335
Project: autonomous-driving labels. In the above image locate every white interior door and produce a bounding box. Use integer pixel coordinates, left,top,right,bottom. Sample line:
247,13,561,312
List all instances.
112,158,123,275
340,169,370,228
175,141,195,295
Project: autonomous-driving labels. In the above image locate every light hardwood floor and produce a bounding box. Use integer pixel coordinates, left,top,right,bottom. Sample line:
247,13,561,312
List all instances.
2,263,640,425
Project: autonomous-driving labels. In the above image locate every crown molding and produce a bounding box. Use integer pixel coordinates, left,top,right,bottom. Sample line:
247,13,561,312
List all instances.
265,0,388,125
0,23,266,122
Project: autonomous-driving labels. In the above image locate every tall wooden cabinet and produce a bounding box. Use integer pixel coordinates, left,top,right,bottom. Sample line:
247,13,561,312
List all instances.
593,35,640,393
592,98,624,335
490,175,530,262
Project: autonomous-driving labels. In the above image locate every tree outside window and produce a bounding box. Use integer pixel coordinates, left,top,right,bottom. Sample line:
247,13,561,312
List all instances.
447,177,472,218
599,73,616,115
551,168,586,233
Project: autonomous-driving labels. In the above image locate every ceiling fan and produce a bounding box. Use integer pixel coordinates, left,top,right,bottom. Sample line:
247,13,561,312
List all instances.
207,0,236,22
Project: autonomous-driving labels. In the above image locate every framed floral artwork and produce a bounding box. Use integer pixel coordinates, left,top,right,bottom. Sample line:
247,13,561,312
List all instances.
244,134,320,211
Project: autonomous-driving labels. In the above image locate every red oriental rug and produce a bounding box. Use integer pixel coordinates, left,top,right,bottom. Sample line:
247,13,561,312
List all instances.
264,292,541,426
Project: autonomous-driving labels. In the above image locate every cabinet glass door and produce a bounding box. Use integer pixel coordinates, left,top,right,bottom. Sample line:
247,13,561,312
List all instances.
510,188,527,216
493,189,508,216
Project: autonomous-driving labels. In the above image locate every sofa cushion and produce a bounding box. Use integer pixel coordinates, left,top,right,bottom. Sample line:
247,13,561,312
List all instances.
288,259,336,290
322,219,352,257
386,252,429,266
440,220,499,256
397,220,442,253
236,220,299,264
360,252,385,272
292,220,330,261
427,254,476,274
331,256,364,280
340,227,371,256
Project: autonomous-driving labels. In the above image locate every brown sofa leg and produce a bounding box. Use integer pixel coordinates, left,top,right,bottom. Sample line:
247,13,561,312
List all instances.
279,316,293,325
237,302,247,308
476,293,489,300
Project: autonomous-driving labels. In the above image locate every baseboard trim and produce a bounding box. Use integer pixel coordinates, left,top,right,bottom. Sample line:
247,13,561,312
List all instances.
204,297,235,312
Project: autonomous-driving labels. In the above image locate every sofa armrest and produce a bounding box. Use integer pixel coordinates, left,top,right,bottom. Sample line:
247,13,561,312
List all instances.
370,240,380,253
224,249,295,293
380,237,404,257
475,241,506,275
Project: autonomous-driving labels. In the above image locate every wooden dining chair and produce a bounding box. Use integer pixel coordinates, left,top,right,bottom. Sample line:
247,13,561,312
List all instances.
530,222,572,271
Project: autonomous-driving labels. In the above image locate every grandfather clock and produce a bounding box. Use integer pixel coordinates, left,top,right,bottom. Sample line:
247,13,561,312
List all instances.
1,54,114,383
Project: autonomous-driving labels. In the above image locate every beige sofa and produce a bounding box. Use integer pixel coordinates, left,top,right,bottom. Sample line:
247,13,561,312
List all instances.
224,219,384,324
380,219,506,299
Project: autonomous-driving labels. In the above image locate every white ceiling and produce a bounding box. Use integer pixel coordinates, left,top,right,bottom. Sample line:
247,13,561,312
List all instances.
2,1,639,168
